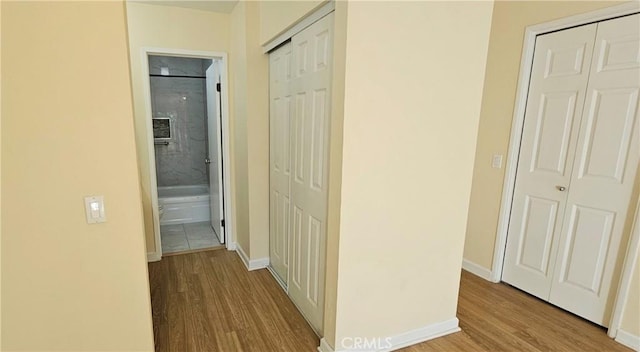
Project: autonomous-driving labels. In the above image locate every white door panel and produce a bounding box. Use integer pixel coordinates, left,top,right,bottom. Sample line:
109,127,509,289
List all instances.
549,14,640,326
503,23,598,299
269,42,293,285
268,13,333,335
287,13,333,334
206,62,225,243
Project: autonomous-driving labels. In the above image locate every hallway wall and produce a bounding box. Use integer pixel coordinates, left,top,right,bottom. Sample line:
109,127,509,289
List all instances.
328,1,493,348
1,2,154,350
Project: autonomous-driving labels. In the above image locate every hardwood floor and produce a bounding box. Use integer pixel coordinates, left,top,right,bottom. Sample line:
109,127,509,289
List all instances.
148,249,318,351
148,250,632,352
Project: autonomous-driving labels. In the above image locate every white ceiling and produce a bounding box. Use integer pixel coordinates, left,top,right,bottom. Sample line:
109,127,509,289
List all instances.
131,0,239,14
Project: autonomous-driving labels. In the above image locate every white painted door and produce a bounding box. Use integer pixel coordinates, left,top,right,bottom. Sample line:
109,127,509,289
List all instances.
269,42,293,285
288,13,333,334
503,14,640,326
206,61,225,243
549,14,640,326
502,23,598,300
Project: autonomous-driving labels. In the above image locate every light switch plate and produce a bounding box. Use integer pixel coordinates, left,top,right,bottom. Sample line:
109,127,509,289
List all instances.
492,154,503,169
84,195,106,224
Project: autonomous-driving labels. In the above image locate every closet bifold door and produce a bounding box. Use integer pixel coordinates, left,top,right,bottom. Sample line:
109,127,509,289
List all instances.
502,23,598,301
287,12,334,334
503,13,640,327
549,13,640,326
269,42,293,287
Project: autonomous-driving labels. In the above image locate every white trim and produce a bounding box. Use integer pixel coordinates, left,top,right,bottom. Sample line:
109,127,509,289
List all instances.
491,1,640,282
316,318,460,352
226,241,237,251
147,252,161,262
385,318,460,351
462,259,493,282
318,338,334,352
615,329,640,351
262,1,335,53
250,257,270,270
138,47,235,257
236,243,250,269
609,199,640,338
235,244,270,271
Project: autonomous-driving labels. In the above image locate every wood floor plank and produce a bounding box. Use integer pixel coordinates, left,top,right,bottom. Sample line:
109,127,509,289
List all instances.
148,251,632,352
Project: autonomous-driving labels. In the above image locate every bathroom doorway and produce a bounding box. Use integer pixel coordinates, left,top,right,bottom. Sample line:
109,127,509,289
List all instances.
141,49,233,256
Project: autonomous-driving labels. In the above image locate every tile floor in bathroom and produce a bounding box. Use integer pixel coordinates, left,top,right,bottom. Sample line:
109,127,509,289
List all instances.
160,221,222,254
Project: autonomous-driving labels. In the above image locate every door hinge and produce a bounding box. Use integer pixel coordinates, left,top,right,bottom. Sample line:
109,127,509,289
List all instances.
216,83,221,92
221,219,225,227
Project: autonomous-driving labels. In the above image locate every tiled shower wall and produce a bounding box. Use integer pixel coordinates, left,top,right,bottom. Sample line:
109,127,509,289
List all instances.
149,56,213,187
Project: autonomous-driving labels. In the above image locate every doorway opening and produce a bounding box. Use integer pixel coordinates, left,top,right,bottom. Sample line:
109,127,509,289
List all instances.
141,49,234,257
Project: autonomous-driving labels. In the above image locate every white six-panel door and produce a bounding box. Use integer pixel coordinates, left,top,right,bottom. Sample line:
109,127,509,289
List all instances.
503,14,640,326
549,14,640,326
287,13,333,334
269,42,293,285
502,23,598,299
269,13,334,334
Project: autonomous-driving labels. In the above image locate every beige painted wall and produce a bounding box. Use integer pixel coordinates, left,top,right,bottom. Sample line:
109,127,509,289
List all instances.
258,0,325,44
1,2,154,350
125,2,230,254
229,1,270,259
327,1,493,347
230,1,251,254
244,2,270,259
621,259,640,335
0,1,3,347
323,0,348,346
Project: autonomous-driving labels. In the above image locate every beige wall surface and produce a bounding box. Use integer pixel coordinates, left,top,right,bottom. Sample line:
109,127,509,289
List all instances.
230,1,251,254
323,0,348,346
125,2,230,254
258,0,325,44
463,0,626,270
244,2,270,259
1,2,154,350
621,258,640,335
0,1,3,347
329,1,492,347
229,1,269,259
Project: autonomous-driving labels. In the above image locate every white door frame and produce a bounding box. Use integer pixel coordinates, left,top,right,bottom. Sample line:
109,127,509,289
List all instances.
490,2,640,337
140,47,236,260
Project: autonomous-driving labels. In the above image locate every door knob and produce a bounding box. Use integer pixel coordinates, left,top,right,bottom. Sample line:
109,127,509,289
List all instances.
205,158,211,165
556,185,566,191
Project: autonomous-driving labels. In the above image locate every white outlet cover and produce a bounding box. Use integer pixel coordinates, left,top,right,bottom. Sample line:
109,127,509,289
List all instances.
492,154,503,169
84,195,106,224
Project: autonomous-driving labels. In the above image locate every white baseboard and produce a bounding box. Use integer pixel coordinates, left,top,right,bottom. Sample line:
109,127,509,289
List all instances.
235,244,270,271
318,338,335,352
462,259,493,282
226,241,237,250
147,252,161,262
316,318,460,351
616,329,640,351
